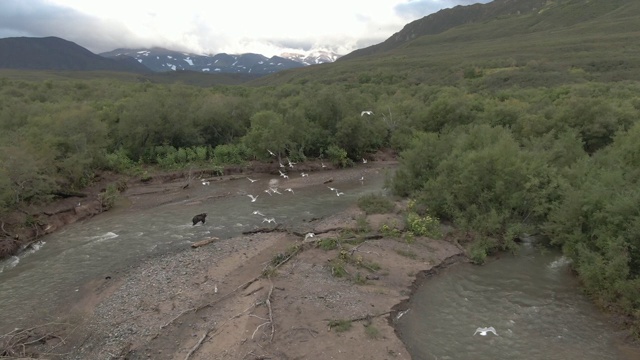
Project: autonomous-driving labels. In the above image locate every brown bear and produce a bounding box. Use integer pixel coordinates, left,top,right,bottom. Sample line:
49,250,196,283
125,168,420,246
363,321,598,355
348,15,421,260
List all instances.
192,213,207,226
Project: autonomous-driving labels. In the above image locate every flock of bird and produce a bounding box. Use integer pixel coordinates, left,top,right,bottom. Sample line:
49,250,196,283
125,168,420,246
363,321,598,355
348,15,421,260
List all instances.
234,149,364,226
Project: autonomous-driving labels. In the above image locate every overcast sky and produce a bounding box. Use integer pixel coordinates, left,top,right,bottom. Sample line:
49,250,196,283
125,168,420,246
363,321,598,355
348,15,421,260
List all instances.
0,0,490,56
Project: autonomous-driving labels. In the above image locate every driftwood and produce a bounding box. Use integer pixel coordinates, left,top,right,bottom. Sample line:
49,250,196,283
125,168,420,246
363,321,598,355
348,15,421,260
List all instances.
43,205,77,216
242,225,286,235
323,177,334,184
191,237,219,248
52,190,88,198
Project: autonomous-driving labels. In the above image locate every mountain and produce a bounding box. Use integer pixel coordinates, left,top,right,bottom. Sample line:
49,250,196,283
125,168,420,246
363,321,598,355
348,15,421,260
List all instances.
100,48,340,74
339,0,585,61
0,36,150,73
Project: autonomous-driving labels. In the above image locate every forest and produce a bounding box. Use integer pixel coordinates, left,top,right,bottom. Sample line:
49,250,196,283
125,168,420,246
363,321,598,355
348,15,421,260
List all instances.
2,0,640,337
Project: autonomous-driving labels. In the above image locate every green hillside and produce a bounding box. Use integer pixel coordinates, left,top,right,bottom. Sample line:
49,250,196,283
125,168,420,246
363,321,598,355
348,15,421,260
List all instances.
250,0,640,87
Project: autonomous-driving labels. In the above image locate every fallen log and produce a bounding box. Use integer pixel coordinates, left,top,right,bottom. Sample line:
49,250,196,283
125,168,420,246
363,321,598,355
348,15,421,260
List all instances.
191,237,219,248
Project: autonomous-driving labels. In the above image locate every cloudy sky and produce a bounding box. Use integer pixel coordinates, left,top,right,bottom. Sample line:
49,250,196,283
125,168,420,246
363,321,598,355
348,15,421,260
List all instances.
0,0,490,56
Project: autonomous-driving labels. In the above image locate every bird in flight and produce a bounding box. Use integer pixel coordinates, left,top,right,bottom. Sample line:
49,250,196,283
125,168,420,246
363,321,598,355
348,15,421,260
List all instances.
279,169,287,177
301,172,309,177
271,188,283,195
474,327,499,336
268,149,276,156
328,186,337,191
262,217,277,224
285,188,294,194
304,232,315,240
253,210,265,216
321,162,327,168
362,158,368,164
335,191,345,196
202,180,210,185
247,194,259,202
247,177,257,183
264,189,273,196
361,110,374,116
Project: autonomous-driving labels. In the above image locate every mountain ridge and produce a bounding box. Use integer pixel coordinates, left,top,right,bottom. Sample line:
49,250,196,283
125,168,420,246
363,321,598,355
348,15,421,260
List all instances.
0,36,151,73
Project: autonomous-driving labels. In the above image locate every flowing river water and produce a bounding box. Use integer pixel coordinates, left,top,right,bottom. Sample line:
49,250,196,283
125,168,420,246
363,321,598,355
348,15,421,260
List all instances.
0,167,636,359
396,240,636,359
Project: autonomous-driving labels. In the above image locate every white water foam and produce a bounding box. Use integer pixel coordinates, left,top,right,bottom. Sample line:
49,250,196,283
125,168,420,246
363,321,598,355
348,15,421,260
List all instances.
0,256,20,273
88,232,119,243
548,256,572,269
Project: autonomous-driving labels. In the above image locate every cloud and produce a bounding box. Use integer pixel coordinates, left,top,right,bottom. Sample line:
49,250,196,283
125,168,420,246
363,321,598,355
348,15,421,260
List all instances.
394,0,491,20
1,0,493,56
0,0,143,52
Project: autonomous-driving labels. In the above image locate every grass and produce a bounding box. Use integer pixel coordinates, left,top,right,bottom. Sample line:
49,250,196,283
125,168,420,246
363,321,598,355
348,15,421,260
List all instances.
395,248,418,259
364,324,380,339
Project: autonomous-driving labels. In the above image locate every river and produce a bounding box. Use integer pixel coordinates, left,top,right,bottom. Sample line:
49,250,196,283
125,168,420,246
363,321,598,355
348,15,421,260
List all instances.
396,240,635,360
0,168,389,330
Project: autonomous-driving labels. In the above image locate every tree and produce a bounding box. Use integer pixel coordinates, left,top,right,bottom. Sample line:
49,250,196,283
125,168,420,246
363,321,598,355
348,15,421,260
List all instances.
243,110,292,159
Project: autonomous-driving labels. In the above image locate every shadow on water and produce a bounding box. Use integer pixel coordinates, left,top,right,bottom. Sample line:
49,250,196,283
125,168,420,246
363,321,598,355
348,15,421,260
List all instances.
0,169,389,330
396,242,636,360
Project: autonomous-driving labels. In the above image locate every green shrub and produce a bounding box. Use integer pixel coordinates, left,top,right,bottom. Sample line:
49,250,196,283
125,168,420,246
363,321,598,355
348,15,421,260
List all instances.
213,143,247,164
319,238,338,250
357,193,395,214
325,145,353,168
329,319,352,332
406,212,442,239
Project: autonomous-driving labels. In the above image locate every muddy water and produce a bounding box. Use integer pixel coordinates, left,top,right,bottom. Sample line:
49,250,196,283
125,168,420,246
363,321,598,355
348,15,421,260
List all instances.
396,242,636,360
0,169,389,329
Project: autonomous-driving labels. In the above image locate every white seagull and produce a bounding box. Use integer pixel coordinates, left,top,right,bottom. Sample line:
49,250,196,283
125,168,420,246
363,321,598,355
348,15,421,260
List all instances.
268,149,276,156
263,217,277,224
361,110,374,116
253,210,265,216
335,191,345,196
278,169,287,177
321,162,327,168
247,194,259,202
264,189,273,196
271,188,283,195
202,180,210,185
328,186,337,191
279,162,285,168
301,172,309,177
362,158,368,164
287,158,296,168
474,327,499,336
304,232,315,240
247,177,257,183
285,188,294,194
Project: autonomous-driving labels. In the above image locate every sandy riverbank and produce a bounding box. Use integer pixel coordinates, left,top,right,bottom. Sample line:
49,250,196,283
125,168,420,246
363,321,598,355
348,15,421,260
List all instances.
4,158,469,359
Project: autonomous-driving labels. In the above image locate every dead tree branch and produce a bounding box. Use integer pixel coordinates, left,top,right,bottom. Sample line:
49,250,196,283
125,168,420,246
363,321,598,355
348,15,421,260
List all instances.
328,311,393,330
184,331,209,360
